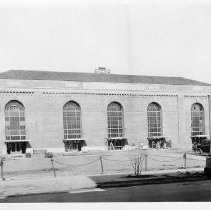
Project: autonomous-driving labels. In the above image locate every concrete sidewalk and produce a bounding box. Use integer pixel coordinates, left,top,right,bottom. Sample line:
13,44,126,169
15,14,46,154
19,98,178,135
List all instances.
0,167,206,200
0,175,97,199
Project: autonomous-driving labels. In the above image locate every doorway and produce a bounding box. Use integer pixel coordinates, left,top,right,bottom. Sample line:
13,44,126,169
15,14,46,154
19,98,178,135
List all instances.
6,142,27,154
64,141,83,152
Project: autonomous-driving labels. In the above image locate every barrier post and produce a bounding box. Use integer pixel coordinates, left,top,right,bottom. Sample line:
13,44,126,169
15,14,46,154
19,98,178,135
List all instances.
183,153,187,169
145,154,148,171
51,158,56,178
99,156,104,174
0,158,4,181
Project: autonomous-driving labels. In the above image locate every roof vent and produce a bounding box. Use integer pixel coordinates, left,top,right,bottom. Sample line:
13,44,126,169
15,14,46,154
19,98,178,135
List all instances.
95,67,110,74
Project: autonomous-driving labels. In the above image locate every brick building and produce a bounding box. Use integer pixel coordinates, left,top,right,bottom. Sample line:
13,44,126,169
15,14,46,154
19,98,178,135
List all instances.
0,69,211,155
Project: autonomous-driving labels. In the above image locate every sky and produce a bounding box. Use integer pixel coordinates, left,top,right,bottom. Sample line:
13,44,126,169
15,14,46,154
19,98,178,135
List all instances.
0,0,211,83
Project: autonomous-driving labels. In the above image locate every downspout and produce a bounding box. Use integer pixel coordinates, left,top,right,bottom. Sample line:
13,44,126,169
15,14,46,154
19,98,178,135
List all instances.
177,95,180,148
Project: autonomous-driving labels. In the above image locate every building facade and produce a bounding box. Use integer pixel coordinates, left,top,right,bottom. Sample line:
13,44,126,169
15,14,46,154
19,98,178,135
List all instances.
0,69,211,155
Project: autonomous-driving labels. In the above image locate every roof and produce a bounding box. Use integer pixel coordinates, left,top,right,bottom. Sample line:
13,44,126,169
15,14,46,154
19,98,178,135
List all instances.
0,70,210,86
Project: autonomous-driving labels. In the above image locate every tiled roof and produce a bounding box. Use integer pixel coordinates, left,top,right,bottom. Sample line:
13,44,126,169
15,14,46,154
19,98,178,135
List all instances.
0,70,210,86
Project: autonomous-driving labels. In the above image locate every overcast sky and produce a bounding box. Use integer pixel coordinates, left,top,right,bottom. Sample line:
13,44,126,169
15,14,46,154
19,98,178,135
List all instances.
0,0,211,83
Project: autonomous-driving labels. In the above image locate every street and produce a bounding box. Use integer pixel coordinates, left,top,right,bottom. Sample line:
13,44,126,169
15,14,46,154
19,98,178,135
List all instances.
1,179,211,202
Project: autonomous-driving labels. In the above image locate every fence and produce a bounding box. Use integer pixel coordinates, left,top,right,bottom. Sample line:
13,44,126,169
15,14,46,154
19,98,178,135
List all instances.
0,150,207,180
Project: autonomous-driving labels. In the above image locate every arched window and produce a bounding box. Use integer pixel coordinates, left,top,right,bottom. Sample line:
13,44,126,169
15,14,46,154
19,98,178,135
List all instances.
5,100,27,154
63,101,81,140
5,100,26,141
147,102,162,137
107,102,124,138
191,103,205,136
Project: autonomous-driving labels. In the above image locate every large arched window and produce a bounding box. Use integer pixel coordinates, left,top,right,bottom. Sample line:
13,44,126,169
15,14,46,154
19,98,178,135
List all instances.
147,102,162,137
5,100,27,154
5,100,26,141
107,102,124,138
63,101,81,140
191,103,205,136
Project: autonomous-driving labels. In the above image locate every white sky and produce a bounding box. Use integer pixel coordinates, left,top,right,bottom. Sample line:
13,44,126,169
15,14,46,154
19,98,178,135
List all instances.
0,0,211,83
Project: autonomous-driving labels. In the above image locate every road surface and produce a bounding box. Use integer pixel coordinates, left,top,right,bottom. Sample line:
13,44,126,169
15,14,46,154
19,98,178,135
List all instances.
1,180,211,202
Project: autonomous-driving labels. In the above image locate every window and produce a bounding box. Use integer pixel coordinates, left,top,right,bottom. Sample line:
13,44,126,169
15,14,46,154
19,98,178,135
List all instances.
147,102,162,137
63,101,81,139
191,103,205,136
5,100,26,141
107,102,124,138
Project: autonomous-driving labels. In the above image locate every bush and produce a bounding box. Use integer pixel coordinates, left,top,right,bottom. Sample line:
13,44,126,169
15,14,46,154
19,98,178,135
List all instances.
128,148,147,176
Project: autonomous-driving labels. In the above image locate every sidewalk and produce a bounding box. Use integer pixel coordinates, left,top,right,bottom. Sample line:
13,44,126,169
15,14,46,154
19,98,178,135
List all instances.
0,167,207,200
0,175,97,199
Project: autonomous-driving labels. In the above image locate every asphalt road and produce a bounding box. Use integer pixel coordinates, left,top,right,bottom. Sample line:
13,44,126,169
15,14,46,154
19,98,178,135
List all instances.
1,179,211,202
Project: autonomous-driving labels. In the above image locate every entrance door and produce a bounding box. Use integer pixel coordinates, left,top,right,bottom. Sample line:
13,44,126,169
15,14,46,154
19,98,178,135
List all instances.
65,141,82,152
108,140,125,150
6,142,26,154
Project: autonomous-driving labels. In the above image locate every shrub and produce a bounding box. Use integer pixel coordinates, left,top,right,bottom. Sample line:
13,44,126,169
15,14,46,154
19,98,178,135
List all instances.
128,148,147,176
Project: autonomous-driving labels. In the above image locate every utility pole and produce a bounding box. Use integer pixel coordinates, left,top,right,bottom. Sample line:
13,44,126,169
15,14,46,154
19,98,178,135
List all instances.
208,95,211,156
204,95,211,178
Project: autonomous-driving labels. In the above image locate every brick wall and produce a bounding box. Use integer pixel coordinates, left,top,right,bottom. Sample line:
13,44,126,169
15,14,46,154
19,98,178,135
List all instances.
0,79,211,154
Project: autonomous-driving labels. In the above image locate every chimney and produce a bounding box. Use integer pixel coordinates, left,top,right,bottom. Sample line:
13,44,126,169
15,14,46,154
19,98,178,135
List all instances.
95,67,110,74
